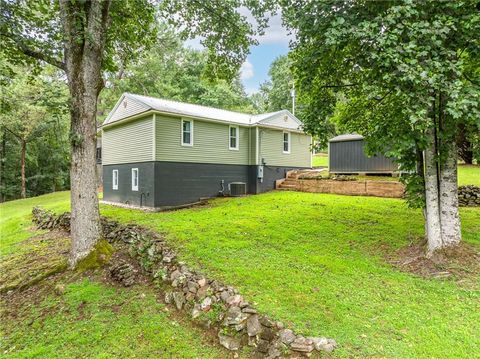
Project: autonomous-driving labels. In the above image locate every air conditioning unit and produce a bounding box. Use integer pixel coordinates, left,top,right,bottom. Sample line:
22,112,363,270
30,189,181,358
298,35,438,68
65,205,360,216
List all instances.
229,182,247,197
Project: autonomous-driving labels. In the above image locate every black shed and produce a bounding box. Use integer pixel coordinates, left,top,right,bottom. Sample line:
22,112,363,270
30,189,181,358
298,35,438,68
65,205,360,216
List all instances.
328,134,397,174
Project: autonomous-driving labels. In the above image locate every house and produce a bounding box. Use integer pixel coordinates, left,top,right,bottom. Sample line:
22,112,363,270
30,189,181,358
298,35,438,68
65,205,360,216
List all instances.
99,93,312,209
328,134,397,174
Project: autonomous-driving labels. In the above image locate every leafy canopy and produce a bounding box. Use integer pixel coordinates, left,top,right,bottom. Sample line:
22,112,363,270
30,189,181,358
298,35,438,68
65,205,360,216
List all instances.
281,0,480,153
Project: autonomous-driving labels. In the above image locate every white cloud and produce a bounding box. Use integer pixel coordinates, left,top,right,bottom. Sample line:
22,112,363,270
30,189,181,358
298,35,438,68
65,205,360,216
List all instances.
240,60,254,80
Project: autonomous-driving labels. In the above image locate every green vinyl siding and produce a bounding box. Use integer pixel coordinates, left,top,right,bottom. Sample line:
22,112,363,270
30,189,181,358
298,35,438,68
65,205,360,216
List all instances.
155,115,250,165
102,115,153,165
258,128,311,167
249,127,257,165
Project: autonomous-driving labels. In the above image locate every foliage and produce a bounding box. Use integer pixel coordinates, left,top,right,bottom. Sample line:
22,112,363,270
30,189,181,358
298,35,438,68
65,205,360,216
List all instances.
257,55,294,113
2,190,479,358
0,65,70,201
281,0,480,185
98,29,255,121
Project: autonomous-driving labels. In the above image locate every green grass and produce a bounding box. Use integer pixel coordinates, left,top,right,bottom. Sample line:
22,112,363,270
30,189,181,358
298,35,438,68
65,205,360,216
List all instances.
458,164,480,186
99,192,479,359
1,186,479,358
0,192,228,358
312,153,328,167
2,279,227,358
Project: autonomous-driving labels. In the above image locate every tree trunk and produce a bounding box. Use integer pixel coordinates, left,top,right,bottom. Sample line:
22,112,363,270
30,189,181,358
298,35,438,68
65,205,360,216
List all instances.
457,123,473,164
68,90,101,267
439,142,461,246
20,139,26,199
424,126,442,256
60,0,111,267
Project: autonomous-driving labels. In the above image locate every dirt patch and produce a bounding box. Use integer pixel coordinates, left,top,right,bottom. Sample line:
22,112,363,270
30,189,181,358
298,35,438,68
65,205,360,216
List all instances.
387,238,480,286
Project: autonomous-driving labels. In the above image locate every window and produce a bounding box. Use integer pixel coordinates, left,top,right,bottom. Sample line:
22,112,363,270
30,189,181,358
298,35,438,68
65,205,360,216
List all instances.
229,126,239,150
283,131,291,154
181,119,193,146
131,168,139,191
112,170,118,190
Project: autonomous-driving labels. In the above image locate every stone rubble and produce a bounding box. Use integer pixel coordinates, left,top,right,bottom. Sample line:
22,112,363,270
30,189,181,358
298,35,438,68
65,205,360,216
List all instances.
458,185,480,207
32,207,337,357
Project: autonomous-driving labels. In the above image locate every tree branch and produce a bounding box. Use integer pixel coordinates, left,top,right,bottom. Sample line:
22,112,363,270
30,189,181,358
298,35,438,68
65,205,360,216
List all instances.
463,73,479,86
1,33,66,71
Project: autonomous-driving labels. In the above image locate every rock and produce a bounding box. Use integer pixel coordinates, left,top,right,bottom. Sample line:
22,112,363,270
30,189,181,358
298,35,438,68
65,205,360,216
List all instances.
260,316,274,328
187,280,199,293
226,294,243,307
172,292,185,310
260,326,276,341
197,277,207,287
218,333,241,351
224,306,248,326
54,284,65,295
164,291,173,304
200,296,213,311
191,304,202,319
220,290,232,302
290,337,314,353
109,261,137,287
279,329,296,345
267,340,283,358
247,314,262,337
242,306,257,314
308,337,328,351
257,339,270,353
196,284,210,300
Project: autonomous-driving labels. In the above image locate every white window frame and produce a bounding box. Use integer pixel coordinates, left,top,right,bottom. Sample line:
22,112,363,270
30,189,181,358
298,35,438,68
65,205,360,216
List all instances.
283,131,291,154
181,119,194,147
131,168,139,191
229,125,239,150
112,169,118,190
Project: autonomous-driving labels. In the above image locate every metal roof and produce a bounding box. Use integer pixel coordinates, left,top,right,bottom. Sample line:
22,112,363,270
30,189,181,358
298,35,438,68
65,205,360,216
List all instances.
329,134,364,142
103,93,303,130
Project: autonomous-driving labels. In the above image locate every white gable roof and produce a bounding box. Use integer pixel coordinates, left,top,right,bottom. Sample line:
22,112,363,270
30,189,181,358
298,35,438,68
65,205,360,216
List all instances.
103,93,303,131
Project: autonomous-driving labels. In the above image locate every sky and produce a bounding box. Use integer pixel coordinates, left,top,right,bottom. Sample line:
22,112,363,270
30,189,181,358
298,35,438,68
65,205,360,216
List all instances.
185,12,292,95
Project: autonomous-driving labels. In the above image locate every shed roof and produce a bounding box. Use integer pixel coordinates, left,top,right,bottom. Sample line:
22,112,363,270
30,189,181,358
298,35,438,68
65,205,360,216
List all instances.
329,134,364,143
103,93,303,131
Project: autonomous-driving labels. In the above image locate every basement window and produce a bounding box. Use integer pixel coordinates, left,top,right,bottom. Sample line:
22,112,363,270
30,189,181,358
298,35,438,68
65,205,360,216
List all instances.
283,131,291,154
131,168,139,191
112,170,118,190
181,119,193,146
229,125,239,150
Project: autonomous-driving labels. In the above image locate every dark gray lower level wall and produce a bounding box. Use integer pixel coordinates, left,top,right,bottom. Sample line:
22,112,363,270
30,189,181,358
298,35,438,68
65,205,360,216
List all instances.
103,162,155,207
154,162,249,207
103,161,308,208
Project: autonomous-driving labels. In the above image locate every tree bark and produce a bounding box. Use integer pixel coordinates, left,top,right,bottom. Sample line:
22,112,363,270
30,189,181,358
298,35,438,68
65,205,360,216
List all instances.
439,139,462,249
59,0,111,267
20,139,26,199
424,126,442,256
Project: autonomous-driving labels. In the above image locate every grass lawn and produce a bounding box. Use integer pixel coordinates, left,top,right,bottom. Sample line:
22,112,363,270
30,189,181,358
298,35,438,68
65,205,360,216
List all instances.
0,193,230,358
3,190,478,358
458,164,480,186
312,153,329,167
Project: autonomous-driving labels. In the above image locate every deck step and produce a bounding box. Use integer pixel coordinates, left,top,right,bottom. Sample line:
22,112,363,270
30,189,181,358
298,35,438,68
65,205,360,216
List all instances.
279,184,298,189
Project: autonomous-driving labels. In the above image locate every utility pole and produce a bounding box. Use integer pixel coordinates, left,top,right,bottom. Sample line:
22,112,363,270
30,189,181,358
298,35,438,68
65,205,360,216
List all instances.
290,83,296,115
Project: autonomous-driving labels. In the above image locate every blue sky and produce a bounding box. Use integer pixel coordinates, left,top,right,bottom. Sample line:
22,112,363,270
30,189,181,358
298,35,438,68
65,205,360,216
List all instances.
240,43,289,94
185,12,292,95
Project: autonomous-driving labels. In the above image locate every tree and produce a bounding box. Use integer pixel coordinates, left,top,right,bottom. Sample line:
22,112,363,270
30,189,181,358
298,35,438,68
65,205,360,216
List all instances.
98,35,255,119
281,0,480,255
0,65,70,201
258,55,294,113
1,0,271,266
